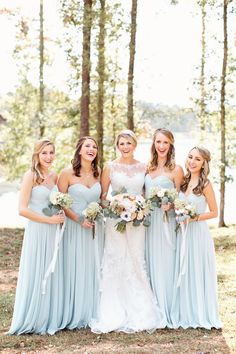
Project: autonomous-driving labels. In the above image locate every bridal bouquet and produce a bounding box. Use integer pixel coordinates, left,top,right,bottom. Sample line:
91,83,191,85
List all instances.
105,193,152,233
174,198,197,232
42,191,73,216
82,201,103,238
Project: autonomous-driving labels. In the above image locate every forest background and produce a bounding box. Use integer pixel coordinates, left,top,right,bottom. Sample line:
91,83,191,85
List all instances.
0,0,235,225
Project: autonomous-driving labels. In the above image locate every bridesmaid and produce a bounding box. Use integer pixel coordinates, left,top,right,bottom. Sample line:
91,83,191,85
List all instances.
9,139,65,335
58,136,103,330
171,146,222,329
145,128,184,327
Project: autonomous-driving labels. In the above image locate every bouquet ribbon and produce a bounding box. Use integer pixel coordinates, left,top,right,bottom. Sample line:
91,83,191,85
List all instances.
42,221,66,295
177,219,189,288
163,211,176,250
93,220,103,283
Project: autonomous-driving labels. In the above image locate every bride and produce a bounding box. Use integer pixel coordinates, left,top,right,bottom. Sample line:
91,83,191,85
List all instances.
90,130,165,333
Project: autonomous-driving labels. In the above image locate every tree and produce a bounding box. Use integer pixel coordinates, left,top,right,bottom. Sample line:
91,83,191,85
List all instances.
96,0,106,167
199,0,207,135
39,0,45,137
80,0,93,137
127,0,137,131
219,0,228,227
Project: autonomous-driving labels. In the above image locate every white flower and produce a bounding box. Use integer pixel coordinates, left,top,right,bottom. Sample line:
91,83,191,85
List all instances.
50,191,58,205
157,189,166,198
120,211,132,222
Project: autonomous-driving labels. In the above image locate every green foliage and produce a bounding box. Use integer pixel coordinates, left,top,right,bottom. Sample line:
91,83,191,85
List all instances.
0,80,79,179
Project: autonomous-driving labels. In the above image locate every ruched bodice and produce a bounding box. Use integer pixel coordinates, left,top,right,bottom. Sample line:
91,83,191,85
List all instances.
109,161,146,195
68,183,101,214
178,191,207,215
145,175,175,198
29,185,56,214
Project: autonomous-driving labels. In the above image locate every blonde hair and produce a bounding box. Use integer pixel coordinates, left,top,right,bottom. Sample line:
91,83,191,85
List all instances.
31,139,55,185
148,128,176,172
115,129,137,147
181,146,211,195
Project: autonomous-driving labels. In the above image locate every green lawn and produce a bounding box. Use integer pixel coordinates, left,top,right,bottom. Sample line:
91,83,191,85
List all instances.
0,226,235,354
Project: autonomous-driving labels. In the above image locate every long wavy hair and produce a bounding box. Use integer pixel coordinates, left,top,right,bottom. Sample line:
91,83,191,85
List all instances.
31,139,55,185
148,128,176,172
71,136,99,178
181,146,211,195
115,129,138,147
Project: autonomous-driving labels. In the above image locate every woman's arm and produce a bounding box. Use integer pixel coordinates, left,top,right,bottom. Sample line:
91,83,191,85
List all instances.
19,170,64,224
57,169,81,223
173,165,184,192
101,165,111,204
195,182,218,221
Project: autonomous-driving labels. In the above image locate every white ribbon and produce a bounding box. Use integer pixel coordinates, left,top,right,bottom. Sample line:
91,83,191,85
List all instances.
94,221,101,282
177,220,189,288
42,221,66,295
163,211,176,250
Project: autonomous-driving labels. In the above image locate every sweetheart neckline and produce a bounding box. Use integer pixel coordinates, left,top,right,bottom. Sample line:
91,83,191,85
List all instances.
68,182,100,190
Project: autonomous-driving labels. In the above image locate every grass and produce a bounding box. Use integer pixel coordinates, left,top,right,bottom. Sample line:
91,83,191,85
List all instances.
0,225,235,353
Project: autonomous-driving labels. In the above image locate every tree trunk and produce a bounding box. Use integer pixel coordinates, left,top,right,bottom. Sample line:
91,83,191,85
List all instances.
80,0,92,137
127,0,137,131
39,0,45,137
96,0,106,168
199,0,206,136
219,0,228,227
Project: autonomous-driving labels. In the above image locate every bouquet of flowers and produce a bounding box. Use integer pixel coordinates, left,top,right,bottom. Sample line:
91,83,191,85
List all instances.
105,192,152,233
148,186,177,221
82,201,103,238
149,186,177,207
174,198,197,232
42,191,73,216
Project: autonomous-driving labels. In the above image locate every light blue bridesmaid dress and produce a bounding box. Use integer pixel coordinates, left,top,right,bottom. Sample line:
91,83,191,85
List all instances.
145,175,177,327
9,185,64,335
171,192,222,329
60,182,104,330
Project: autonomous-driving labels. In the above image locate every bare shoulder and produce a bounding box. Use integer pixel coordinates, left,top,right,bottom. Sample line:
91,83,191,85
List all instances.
203,180,214,194
59,167,73,177
23,169,34,183
174,164,184,174
50,170,58,184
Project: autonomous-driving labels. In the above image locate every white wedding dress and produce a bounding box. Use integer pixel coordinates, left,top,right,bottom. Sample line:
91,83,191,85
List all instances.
90,161,166,333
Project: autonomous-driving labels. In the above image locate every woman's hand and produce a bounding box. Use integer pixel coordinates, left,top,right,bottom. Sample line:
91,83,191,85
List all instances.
49,212,65,224
161,203,172,212
81,218,94,229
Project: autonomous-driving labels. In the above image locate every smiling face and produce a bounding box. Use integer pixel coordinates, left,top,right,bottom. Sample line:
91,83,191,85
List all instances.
80,138,98,162
154,132,171,159
117,136,136,159
38,144,55,169
186,148,204,173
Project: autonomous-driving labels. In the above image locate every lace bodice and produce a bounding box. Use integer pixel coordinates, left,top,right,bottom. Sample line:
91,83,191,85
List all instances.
109,161,146,195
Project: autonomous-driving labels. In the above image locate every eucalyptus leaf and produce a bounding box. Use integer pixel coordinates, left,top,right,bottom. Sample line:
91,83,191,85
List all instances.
42,207,53,216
